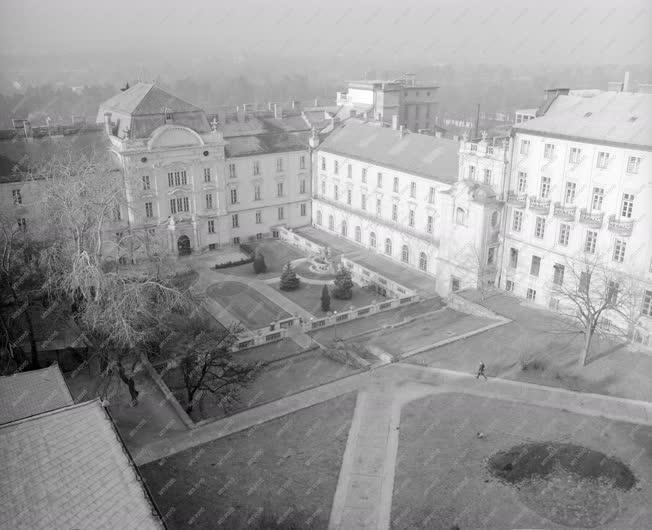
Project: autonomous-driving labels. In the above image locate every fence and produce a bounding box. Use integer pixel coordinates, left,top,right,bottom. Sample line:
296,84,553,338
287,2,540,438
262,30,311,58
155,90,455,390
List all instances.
340,256,418,299
277,226,327,255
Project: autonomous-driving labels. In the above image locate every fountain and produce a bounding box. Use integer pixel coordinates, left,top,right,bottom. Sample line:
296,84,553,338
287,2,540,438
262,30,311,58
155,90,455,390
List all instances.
307,247,336,275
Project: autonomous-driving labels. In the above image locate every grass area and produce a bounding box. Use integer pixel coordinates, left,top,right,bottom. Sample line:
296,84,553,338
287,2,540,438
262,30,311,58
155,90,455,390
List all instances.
392,392,652,530
139,392,358,530
272,282,380,317
207,281,290,329
224,239,307,280
293,259,337,281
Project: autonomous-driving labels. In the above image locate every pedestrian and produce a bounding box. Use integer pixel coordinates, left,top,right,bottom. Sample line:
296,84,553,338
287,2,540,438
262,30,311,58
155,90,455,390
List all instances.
476,360,488,380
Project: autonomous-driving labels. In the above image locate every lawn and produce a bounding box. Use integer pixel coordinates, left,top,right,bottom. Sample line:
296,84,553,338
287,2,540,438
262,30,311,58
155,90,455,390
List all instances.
272,282,380,317
206,281,289,329
392,392,652,529
139,392,358,530
224,239,307,280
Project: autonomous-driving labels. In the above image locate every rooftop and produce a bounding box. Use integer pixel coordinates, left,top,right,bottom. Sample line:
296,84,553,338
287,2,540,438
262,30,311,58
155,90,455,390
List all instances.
0,365,73,425
515,90,652,148
318,123,460,184
226,131,310,158
0,400,163,529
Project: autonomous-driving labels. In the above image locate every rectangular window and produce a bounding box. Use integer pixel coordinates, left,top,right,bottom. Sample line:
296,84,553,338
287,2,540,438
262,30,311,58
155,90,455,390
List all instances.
549,297,560,311
230,188,238,204
517,171,527,193
376,198,381,216
584,230,597,254
569,147,581,164
505,280,514,292
377,172,383,188
254,185,261,201
426,215,433,233
512,210,523,232
169,199,176,214
203,168,211,182
564,182,576,204
361,194,367,210
321,181,326,196
509,248,518,268
483,169,492,185
553,264,565,286
607,281,619,304
487,247,496,265
300,155,306,170
278,207,284,220
613,239,626,263
410,181,416,198
16,218,26,231
181,171,187,185
334,185,339,201
12,189,22,205
534,216,546,239
183,197,189,212
113,205,121,221
558,223,570,246
428,187,435,204
168,172,174,187
320,156,326,170
544,143,554,160
300,179,306,194
642,290,652,316
468,165,476,180
255,211,262,224
233,236,240,245
361,168,367,183
208,243,216,250
229,163,237,178
347,189,352,205
206,193,213,209
520,140,530,155
627,156,641,174
393,176,399,193
208,219,215,233
621,193,634,218
333,160,339,174
592,187,604,210
276,158,283,172
526,288,536,301
408,209,415,227
300,203,307,216
347,164,352,178
145,202,153,218
539,177,551,199
392,204,398,222
530,255,541,276
232,214,239,228
597,151,610,169
253,160,260,176
142,176,150,190
579,271,591,292
277,182,284,197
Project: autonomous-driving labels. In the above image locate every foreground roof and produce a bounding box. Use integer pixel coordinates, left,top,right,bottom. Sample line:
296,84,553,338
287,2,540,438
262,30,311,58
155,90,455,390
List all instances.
318,123,459,184
515,91,652,149
0,400,163,529
0,365,73,425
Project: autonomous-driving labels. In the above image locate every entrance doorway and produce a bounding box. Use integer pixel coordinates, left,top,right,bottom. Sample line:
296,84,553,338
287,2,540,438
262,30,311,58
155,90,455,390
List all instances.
177,235,191,256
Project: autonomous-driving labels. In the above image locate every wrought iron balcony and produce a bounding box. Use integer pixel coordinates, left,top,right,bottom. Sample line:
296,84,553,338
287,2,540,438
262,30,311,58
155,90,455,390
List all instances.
579,208,604,228
607,215,634,236
528,196,551,214
507,192,527,207
553,202,576,221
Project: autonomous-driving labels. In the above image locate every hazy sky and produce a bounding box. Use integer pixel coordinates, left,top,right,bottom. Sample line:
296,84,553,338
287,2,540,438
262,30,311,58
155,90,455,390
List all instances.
1,0,651,65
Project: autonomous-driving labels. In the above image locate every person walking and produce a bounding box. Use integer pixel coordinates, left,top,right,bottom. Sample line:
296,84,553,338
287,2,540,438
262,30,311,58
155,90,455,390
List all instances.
476,360,488,380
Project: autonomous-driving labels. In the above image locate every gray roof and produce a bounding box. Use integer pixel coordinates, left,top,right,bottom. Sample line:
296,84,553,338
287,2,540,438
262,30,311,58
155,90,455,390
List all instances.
226,131,310,157
515,91,652,148
0,365,73,425
318,123,460,184
0,400,163,529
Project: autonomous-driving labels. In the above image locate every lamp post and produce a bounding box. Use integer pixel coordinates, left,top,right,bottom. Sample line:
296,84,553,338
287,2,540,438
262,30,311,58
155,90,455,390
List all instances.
333,310,338,341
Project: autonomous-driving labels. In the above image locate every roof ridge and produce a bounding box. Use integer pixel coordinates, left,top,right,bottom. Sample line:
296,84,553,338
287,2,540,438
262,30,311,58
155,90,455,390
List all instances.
0,397,101,430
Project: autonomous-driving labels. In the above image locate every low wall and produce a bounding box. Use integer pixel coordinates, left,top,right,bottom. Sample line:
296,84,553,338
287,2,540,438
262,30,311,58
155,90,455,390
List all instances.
448,291,501,320
341,256,417,298
278,226,326,255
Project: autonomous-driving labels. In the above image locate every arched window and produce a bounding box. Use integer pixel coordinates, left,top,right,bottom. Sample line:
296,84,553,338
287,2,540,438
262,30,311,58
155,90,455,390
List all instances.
341,220,347,237
401,245,410,263
328,215,334,230
385,238,392,255
419,252,428,271
491,211,499,227
455,207,466,226
369,232,376,248
355,226,361,242
316,210,322,225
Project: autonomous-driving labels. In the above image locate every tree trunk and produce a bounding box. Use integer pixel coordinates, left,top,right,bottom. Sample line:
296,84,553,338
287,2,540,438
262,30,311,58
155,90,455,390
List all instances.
115,361,139,406
23,308,40,370
579,328,593,367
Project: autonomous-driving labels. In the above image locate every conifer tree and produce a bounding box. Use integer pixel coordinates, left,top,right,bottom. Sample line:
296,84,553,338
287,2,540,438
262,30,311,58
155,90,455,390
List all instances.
321,284,331,312
332,266,353,300
279,262,300,291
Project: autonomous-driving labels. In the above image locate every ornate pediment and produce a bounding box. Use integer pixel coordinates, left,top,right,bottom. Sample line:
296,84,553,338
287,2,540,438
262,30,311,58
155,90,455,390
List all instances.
148,125,204,149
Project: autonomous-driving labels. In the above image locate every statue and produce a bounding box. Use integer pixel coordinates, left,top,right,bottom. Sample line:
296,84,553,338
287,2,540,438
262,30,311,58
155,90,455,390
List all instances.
481,130,488,142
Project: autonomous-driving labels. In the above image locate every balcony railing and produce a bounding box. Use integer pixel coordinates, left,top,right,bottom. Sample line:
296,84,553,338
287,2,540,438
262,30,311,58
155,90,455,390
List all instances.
553,202,576,220
607,215,634,236
507,192,527,207
528,196,551,214
579,208,604,227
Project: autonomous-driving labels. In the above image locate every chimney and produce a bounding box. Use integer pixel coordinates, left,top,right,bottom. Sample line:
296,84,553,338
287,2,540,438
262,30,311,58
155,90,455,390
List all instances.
274,104,282,119
268,101,273,111
435,131,443,138
237,107,245,123
23,120,32,139
623,71,631,92
392,114,399,130
399,125,405,138
314,98,319,106
103,112,112,136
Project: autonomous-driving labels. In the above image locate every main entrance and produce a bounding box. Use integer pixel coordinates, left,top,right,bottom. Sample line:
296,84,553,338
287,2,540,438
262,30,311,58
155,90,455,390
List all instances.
177,235,191,256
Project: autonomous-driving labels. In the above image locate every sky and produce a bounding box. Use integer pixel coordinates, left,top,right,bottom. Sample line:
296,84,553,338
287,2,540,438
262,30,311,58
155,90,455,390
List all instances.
1,0,651,66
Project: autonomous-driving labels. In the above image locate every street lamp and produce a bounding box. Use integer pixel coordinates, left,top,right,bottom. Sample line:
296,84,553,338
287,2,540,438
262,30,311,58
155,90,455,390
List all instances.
333,310,338,341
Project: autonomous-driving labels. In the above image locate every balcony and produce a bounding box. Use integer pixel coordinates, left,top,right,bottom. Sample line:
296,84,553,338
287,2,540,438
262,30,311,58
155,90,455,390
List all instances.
607,215,634,237
507,192,527,208
528,196,551,214
579,208,604,228
553,202,576,221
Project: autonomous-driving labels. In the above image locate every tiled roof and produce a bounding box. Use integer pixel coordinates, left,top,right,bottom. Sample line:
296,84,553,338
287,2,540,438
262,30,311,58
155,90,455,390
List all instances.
515,91,652,148
99,83,201,116
318,123,460,184
226,131,310,157
0,365,73,425
0,400,163,529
